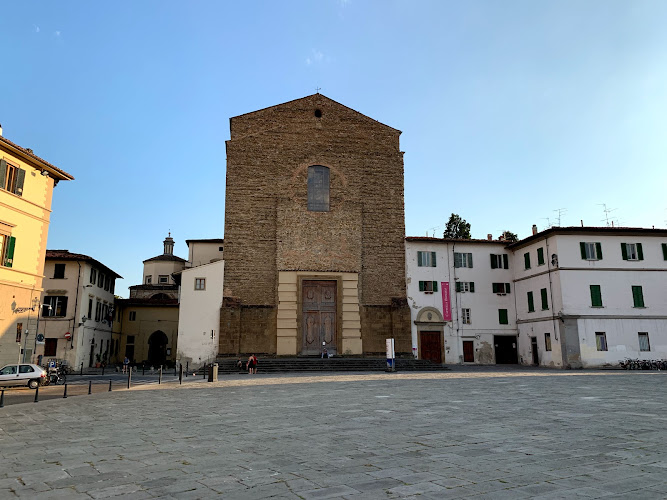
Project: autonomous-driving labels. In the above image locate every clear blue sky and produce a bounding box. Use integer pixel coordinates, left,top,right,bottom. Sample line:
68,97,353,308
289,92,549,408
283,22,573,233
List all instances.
2,1,666,297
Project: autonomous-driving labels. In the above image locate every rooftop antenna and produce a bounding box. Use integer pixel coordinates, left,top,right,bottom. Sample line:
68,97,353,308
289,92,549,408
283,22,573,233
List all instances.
553,208,567,227
541,217,552,230
598,203,617,227
428,225,441,238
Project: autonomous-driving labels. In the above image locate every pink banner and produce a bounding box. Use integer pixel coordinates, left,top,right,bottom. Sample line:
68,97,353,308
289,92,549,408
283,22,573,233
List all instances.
441,282,452,321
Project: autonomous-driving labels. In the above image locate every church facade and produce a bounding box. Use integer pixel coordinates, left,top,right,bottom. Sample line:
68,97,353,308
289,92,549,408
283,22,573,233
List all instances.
220,94,411,356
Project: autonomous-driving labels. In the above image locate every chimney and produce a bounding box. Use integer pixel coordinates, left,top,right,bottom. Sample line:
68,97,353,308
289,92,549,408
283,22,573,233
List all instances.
532,224,537,235
487,234,492,241
581,220,584,227
0,123,3,137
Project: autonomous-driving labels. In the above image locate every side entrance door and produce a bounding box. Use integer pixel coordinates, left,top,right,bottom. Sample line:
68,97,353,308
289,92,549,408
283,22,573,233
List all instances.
302,280,337,355
531,336,539,365
420,331,442,364
462,340,475,362
494,335,518,364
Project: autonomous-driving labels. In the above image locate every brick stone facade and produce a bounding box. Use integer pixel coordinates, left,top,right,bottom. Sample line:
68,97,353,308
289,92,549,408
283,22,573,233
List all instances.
220,94,410,356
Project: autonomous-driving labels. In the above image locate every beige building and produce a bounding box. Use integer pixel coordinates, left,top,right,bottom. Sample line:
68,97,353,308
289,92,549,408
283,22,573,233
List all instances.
37,250,121,368
0,127,74,367
113,235,184,366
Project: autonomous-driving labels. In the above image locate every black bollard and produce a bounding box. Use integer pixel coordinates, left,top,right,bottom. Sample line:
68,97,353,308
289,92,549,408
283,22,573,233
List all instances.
0,389,4,408
174,364,177,377
142,363,145,376
109,380,112,392
179,364,183,385
34,386,39,403
80,363,83,376
203,363,207,379
102,364,105,376
158,367,162,385
88,380,92,395
127,368,132,389
63,384,68,398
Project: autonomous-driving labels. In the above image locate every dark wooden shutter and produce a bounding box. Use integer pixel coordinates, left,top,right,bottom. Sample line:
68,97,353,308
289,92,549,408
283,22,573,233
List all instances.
524,253,531,269
537,247,544,265
469,282,475,293
468,253,473,268
455,282,461,292
541,288,548,310
595,242,602,259
431,252,436,267
621,243,628,260
419,281,424,291
0,159,6,188
527,291,534,312
637,243,644,260
662,243,667,261
505,283,511,293
490,254,497,269
492,283,499,293
590,285,602,307
498,309,508,324
4,236,15,267
15,168,25,196
580,242,587,259
503,254,509,269
632,286,644,307
417,252,423,267
454,253,461,268
432,281,438,292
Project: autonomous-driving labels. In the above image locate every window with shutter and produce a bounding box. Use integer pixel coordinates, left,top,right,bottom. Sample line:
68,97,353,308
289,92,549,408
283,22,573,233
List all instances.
662,243,667,261
490,254,497,269
498,309,508,325
582,242,601,260
541,288,549,310
544,333,552,351
417,251,436,267
469,282,475,293
537,247,545,266
2,235,16,268
590,285,603,307
454,253,462,268
527,291,534,312
503,254,509,269
631,286,644,307
0,160,25,195
524,252,531,269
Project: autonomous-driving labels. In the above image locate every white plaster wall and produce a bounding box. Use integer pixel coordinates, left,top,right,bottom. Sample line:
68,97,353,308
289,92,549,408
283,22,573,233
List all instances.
187,242,223,268
143,260,185,284
176,260,224,368
577,318,667,367
406,240,516,364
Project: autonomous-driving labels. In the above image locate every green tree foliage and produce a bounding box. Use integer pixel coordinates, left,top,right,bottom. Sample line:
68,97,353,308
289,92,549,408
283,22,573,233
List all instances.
443,213,471,239
501,230,518,242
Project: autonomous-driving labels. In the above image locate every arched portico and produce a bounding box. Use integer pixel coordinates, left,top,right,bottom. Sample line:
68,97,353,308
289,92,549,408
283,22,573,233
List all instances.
147,330,169,366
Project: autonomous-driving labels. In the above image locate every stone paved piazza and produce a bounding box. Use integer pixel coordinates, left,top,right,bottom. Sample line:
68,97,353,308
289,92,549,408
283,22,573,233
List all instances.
1,370,666,499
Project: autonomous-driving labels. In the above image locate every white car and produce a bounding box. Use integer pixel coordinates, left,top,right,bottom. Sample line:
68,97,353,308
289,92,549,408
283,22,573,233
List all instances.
0,364,47,389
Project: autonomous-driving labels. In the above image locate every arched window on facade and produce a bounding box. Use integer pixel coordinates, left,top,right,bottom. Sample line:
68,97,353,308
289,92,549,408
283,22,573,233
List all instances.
307,165,330,212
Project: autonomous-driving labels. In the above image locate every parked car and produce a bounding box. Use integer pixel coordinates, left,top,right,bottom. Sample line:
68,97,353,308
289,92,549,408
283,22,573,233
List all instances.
0,364,47,389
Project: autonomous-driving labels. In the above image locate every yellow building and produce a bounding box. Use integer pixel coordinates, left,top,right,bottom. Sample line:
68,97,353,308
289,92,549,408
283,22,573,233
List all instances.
0,126,74,367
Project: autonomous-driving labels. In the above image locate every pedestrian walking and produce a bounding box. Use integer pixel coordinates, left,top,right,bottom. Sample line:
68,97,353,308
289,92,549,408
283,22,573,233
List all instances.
247,354,258,374
123,356,129,374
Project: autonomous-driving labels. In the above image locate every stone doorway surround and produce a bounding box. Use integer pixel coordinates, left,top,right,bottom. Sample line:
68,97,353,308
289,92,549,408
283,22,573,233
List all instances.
276,271,362,355
415,307,446,363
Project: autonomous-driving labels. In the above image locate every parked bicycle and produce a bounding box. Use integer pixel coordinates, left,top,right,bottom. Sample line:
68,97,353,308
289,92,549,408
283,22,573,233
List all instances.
619,358,667,370
46,365,67,385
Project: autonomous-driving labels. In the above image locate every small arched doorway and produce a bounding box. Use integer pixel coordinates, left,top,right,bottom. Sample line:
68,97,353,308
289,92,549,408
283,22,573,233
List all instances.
147,330,169,366
415,307,446,364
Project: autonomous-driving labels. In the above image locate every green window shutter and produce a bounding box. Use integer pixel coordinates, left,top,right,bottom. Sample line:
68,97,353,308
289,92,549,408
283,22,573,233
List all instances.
580,242,587,259
505,283,511,293
0,159,7,189
490,254,497,269
541,288,548,310
432,281,438,292
492,283,499,293
621,243,628,260
590,285,602,307
524,252,531,269
637,243,644,260
15,168,25,196
662,243,667,261
454,253,461,268
537,247,544,265
4,236,16,268
527,291,534,312
632,286,644,307
455,282,461,292
595,242,602,260
469,282,475,293
503,254,509,269
468,253,473,268
431,252,436,267
499,309,508,324
419,281,424,292
417,252,423,267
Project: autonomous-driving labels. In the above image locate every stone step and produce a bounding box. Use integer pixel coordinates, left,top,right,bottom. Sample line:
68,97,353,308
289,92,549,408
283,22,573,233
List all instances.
212,357,449,374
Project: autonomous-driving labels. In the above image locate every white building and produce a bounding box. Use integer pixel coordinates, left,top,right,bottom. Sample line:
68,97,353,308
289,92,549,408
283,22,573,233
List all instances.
37,250,121,369
405,236,517,365
510,227,667,368
406,227,667,368
175,239,224,368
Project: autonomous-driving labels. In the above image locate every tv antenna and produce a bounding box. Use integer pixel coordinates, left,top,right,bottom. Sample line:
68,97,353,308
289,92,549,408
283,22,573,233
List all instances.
598,204,617,227
553,208,567,227
541,217,552,230
428,225,441,237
